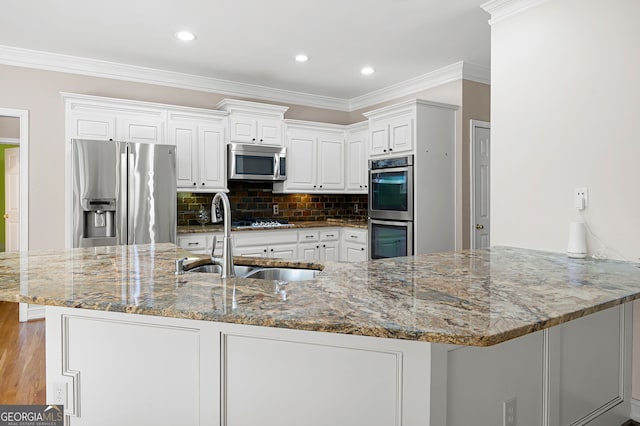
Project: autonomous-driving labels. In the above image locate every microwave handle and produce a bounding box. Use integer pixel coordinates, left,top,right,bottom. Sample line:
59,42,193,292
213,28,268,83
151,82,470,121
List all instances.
274,155,280,180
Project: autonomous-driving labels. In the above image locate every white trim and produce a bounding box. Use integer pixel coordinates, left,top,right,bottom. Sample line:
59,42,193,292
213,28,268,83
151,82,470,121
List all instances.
351,61,489,111
0,137,19,144
631,398,640,421
0,108,31,321
0,45,489,112
481,0,552,25
0,45,350,111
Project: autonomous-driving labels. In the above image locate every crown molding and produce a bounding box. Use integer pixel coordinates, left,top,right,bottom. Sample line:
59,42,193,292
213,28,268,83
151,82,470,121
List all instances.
0,45,489,113
0,45,350,112
349,61,489,111
481,0,551,25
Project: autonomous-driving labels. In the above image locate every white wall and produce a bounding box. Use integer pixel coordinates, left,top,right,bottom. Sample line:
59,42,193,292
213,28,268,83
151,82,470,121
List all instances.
489,0,640,398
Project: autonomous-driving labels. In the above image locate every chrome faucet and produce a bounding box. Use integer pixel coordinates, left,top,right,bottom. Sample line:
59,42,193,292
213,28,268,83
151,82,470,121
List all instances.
211,192,235,278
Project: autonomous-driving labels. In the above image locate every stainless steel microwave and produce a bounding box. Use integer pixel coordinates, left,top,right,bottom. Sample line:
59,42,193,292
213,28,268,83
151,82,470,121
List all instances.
228,143,287,181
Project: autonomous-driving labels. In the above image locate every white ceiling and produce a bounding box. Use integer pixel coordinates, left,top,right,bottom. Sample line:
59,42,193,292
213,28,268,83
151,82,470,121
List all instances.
0,0,490,104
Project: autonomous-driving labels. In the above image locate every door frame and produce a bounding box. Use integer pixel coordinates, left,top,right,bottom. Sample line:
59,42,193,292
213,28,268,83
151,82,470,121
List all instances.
0,108,30,320
470,120,490,249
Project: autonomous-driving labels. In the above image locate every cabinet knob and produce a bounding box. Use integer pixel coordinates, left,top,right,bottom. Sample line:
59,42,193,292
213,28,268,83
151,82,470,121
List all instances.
263,249,267,253
202,182,205,186
322,244,326,248
270,249,274,252
252,138,256,142
313,185,317,188
389,148,393,152
192,182,196,186
260,139,263,142
383,149,387,152
361,248,365,251
316,245,320,249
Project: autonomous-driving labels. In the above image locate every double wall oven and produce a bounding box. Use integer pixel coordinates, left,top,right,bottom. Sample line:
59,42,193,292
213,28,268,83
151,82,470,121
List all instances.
368,155,414,259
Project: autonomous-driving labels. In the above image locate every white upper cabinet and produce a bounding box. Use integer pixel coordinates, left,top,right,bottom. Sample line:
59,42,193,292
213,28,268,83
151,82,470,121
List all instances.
217,99,288,146
364,102,417,157
345,122,368,193
64,93,167,144
169,110,227,192
274,120,345,193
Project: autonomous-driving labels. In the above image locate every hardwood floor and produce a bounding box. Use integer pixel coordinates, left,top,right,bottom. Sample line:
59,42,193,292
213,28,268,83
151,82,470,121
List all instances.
0,301,46,404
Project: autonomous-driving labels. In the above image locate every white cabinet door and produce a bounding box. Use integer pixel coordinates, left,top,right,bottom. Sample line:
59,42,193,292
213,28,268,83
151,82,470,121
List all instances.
388,118,413,153
346,131,368,192
229,116,257,143
286,134,316,191
369,125,388,156
119,117,165,144
171,122,198,189
199,126,225,190
317,135,345,191
299,243,320,261
69,113,116,141
235,245,268,258
269,243,298,260
344,242,367,262
256,119,282,146
321,241,340,262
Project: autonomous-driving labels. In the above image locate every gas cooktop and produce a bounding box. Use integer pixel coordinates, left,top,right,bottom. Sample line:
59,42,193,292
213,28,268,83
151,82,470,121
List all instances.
231,218,293,229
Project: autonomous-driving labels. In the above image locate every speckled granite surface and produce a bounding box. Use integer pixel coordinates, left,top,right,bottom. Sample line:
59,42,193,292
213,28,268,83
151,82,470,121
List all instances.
176,219,367,234
1,244,639,346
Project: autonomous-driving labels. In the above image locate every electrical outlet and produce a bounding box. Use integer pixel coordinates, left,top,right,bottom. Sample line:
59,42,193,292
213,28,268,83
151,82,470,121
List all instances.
574,187,589,210
273,204,279,215
353,203,359,214
54,381,67,406
503,398,517,426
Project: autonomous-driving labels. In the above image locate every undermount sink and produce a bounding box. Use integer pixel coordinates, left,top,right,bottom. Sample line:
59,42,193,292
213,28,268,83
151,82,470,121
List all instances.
242,267,319,282
186,263,319,282
187,264,255,276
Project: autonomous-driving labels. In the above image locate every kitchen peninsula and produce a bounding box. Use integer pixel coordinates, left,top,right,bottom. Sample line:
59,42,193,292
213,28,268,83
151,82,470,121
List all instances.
1,244,638,425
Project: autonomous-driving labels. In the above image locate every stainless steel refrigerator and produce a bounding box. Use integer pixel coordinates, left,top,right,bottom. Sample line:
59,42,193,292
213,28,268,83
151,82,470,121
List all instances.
71,139,176,248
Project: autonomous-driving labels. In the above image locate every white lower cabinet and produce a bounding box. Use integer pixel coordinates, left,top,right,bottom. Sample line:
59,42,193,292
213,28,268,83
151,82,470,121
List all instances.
234,230,299,260
298,228,341,262
342,228,368,262
177,232,223,255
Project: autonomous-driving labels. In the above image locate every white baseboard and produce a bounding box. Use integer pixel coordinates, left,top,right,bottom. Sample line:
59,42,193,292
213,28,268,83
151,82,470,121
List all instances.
631,398,640,421
20,303,45,321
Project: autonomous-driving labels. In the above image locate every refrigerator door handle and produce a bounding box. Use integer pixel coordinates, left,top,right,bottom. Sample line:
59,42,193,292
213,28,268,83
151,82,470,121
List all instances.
118,151,129,245
127,151,135,245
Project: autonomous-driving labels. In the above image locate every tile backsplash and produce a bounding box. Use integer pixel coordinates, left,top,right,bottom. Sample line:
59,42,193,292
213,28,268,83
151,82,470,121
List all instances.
177,181,367,226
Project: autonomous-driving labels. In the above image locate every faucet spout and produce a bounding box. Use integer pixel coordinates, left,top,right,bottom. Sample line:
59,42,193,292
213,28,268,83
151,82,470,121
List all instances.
211,192,235,278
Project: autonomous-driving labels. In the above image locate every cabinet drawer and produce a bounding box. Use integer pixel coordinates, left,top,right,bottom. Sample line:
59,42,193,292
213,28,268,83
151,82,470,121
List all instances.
298,230,320,243
320,229,340,241
234,230,298,247
343,229,367,244
177,235,209,251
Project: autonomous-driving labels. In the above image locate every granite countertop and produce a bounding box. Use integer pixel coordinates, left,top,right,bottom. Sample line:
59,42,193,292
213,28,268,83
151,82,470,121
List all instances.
176,219,367,234
1,244,639,347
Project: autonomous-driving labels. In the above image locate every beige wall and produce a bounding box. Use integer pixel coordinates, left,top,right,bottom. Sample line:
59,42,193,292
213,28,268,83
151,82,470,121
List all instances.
0,116,20,139
489,0,640,397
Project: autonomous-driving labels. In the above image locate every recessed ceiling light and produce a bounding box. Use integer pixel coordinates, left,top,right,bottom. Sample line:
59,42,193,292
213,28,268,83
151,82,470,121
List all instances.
175,31,196,41
361,66,375,75
295,54,309,62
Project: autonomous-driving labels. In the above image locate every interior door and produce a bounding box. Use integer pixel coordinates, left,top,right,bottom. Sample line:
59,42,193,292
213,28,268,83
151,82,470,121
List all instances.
4,147,19,251
471,120,491,249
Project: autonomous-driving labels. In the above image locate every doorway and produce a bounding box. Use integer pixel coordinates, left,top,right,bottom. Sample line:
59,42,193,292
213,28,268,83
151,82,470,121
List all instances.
0,108,30,320
470,120,491,249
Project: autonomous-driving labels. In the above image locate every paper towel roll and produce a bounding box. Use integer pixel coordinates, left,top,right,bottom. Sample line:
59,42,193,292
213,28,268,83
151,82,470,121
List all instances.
567,221,587,259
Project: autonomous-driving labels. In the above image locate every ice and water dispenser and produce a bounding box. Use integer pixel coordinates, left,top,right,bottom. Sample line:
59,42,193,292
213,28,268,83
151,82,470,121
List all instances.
79,199,117,247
